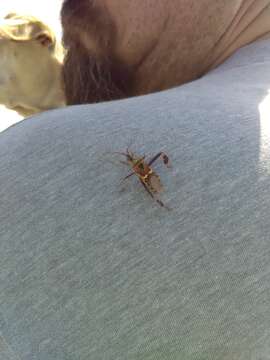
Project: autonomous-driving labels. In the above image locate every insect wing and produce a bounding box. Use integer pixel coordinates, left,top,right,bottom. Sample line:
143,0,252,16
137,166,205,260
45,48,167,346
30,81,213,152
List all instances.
146,172,163,193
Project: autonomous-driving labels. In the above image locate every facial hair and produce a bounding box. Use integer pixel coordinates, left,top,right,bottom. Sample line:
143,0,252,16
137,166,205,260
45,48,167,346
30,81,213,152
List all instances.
62,44,133,105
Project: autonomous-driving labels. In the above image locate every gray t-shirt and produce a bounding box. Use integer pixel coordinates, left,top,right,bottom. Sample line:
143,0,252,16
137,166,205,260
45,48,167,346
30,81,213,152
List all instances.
1,39,270,360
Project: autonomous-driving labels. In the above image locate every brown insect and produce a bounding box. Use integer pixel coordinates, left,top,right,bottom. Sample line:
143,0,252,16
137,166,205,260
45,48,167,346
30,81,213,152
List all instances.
115,148,171,209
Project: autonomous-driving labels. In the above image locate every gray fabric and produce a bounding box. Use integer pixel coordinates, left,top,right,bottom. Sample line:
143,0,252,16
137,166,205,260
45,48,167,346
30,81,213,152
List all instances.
1,39,270,360
0,333,20,360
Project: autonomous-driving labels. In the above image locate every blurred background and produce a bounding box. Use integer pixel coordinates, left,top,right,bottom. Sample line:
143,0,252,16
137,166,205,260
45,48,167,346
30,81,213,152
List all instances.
0,0,64,132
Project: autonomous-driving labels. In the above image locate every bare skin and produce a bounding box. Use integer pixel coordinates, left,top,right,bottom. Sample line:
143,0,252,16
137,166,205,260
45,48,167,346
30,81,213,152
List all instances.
61,0,270,104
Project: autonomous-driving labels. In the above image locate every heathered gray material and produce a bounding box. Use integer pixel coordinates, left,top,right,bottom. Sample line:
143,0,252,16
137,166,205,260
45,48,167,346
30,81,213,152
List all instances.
1,39,270,359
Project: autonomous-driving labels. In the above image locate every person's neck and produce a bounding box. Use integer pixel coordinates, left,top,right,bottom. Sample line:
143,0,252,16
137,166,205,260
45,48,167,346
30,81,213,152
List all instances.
206,0,270,72
132,0,270,95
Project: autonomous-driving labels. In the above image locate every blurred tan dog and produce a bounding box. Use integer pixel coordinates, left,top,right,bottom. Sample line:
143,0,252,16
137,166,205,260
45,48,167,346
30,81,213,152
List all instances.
0,13,66,117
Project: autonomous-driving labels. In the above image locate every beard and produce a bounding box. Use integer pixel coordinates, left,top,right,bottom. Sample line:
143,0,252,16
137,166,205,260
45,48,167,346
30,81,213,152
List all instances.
62,44,134,105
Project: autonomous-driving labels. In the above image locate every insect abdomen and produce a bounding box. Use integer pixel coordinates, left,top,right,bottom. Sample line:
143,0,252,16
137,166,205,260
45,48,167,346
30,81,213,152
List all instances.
144,172,163,193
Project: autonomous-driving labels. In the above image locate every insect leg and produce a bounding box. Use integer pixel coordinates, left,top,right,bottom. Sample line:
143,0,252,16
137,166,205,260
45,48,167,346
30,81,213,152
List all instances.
122,171,136,181
119,160,130,166
148,152,171,167
119,171,136,192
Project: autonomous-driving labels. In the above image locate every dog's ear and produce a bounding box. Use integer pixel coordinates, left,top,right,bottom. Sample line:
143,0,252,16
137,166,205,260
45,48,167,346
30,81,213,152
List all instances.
4,12,18,20
0,13,55,49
